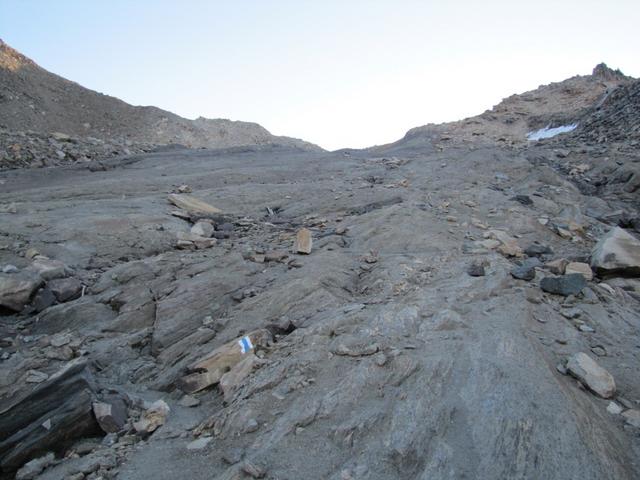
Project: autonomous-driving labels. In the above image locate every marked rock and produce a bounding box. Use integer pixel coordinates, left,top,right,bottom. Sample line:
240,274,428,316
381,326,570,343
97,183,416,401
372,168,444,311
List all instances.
566,352,616,398
178,329,272,394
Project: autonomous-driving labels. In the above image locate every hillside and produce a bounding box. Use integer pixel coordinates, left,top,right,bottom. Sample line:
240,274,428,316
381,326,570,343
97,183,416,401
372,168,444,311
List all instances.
0,39,320,169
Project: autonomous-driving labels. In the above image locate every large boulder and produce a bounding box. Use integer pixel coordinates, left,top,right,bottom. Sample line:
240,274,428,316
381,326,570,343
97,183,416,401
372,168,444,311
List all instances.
0,359,100,474
0,273,43,312
591,227,640,277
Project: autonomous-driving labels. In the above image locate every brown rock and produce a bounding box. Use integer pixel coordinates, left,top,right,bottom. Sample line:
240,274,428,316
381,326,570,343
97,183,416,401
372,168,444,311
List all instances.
168,194,222,214
294,228,313,254
133,400,170,434
565,262,593,281
178,329,272,394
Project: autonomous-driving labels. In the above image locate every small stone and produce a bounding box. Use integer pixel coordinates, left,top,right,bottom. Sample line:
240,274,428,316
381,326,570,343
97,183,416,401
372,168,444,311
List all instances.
374,352,387,366
540,274,586,296
50,332,73,347
467,262,485,277
606,402,623,415
590,345,607,357
560,308,581,319
29,258,67,280
510,258,541,281
622,409,640,428
295,228,313,254
566,352,616,398
545,258,569,275
191,221,214,238
556,363,568,375
0,272,43,312
186,436,212,450
565,262,593,281
579,325,595,333
524,243,553,257
179,395,200,408
244,418,259,433
25,248,40,259
177,184,192,193
2,265,18,274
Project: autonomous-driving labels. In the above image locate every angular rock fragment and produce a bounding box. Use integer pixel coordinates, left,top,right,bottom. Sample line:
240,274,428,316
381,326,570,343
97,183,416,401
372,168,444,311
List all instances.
168,194,222,214
524,243,553,257
15,452,54,480
178,329,272,394
545,258,569,275
48,277,83,302
330,336,380,357
467,262,485,277
591,227,640,277
294,228,313,254
0,273,43,312
565,262,593,281
191,221,214,238
511,258,541,281
540,273,586,296
92,397,128,433
133,399,170,435
622,409,640,428
566,352,616,398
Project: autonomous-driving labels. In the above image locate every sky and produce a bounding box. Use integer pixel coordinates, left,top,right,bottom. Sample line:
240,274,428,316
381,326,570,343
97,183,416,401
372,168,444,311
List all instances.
1,0,639,150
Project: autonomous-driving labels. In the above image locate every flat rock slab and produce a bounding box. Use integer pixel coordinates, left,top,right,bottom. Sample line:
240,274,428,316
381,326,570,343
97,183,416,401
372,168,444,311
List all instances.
168,194,222,214
295,228,313,254
566,352,616,398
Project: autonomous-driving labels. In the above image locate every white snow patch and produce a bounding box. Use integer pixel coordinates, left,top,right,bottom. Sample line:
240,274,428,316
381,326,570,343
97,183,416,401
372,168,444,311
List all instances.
527,124,577,141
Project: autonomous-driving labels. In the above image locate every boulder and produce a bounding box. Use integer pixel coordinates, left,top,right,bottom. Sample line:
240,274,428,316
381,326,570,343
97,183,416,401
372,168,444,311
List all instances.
591,227,640,277
0,359,100,473
0,273,43,312
565,262,593,281
178,329,272,394
566,352,616,398
540,274,586,296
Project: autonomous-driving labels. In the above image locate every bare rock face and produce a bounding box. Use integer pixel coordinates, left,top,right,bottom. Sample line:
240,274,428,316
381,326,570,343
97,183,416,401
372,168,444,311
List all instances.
0,272,42,312
0,359,100,472
566,352,616,398
591,227,640,277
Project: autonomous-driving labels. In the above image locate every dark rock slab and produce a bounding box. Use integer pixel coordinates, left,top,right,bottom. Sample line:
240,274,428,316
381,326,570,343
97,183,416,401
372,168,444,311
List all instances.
540,274,586,296
0,359,100,473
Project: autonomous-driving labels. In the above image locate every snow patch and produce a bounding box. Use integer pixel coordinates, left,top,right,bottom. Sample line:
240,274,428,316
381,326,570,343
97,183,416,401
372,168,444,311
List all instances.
527,124,577,141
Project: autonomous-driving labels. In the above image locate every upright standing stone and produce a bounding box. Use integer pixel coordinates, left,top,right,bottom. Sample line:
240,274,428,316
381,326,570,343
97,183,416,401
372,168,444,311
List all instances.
295,228,313,254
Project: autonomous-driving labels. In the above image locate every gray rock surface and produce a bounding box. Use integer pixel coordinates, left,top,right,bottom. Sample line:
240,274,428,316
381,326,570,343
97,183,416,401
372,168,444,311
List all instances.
591,227,640,277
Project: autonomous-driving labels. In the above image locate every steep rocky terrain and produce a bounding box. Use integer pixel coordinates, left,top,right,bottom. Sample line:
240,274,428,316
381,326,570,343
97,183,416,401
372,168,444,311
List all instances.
1,52,640,480
0,39,320,170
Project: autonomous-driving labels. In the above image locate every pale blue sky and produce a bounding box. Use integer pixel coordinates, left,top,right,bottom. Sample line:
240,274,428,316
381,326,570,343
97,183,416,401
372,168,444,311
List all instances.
2,0,639,150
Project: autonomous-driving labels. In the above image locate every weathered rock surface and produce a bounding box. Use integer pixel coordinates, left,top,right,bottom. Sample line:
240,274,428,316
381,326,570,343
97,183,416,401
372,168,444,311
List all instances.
0,360,99,472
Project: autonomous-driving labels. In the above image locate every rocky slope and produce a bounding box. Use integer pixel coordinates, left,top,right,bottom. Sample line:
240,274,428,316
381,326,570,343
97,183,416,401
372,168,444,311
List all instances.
1,60,640,480
0,40,320,170
372,63,632,153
